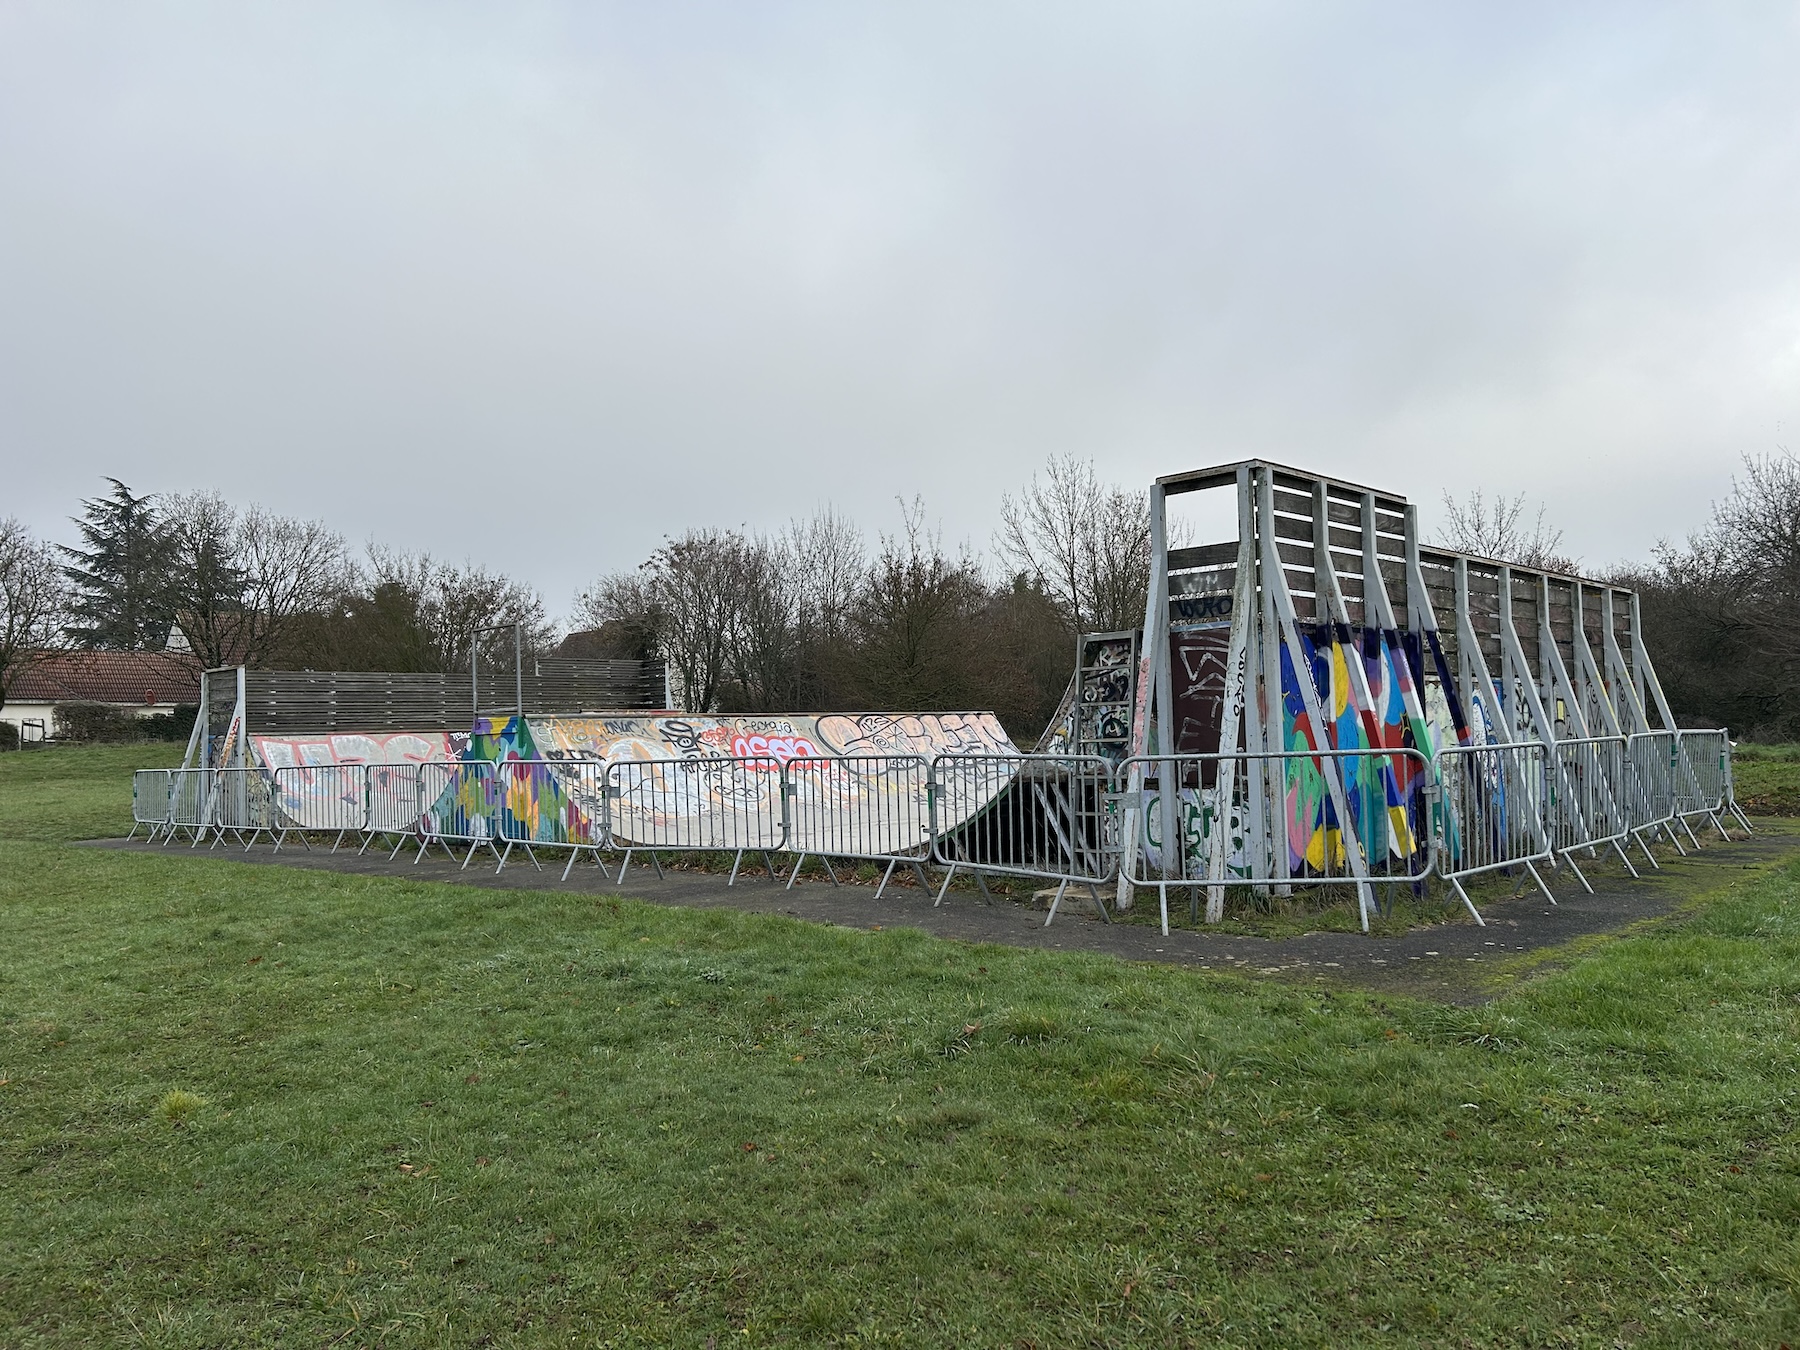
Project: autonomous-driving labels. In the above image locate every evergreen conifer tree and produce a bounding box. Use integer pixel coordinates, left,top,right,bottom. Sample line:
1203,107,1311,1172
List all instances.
60,479,175,650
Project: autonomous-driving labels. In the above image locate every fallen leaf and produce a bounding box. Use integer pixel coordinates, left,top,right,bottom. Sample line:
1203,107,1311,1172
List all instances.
399,1163,414,1173
464,1074,481,1085
1255,1173,1274,1182
1443,1128,1460,1141
246,955,263,965
475,1157,491,1167
792,1054,805,1062
742,1142,758,1152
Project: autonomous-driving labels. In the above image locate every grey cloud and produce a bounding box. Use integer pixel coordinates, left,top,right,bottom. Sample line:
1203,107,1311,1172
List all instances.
2,0,1796,613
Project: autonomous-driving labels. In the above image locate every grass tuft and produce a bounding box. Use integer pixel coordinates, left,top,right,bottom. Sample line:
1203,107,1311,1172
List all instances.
155,1088,207,1126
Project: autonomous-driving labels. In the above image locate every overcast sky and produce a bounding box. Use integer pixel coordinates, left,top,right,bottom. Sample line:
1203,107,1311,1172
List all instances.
4,2,1797,617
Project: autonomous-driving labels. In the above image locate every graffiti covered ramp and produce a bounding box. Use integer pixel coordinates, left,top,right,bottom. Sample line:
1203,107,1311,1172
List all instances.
510,712,1021,856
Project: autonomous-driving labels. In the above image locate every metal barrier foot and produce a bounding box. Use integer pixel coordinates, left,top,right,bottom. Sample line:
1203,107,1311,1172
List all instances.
934,864,957,906
1730,803,1755,833
1609,838,1640,878
1524,860,1555,906
874,858,898,899
728,851,744,886
1449,876,1485,925
1556,850,1595,895
1158,882,1170,937
1044,878,1068,927
785,854,807,891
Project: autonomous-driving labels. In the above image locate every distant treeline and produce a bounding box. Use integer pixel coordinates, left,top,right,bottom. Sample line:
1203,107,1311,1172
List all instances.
2,454,1792,741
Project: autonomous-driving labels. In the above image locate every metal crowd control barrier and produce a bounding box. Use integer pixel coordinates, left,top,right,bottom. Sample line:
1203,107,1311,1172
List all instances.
1626,731,1684,858
366,762,436,855
783,754,933,897
415,761,502,867
1435,742,1555,923
1543,735,1637,889
271,764,368,850
168,768,214,844
492,757,614,881
1123,747,1435,934
1694,729,1752,834
1673,730,1733,840
484,757,610,875
930,754,1116,927
129,769,172,841
208,767,284,849
604,756,786,884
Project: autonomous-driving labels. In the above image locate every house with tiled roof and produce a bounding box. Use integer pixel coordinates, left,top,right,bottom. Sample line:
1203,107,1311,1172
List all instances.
2,651,202,739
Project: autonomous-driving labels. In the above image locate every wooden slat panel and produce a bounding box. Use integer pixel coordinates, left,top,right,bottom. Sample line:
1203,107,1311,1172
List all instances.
244,660,668,734
1167,541,1239,571
1272,515,1314,543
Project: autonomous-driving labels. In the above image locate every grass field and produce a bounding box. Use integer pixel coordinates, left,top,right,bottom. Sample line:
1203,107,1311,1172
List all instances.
1734,743,1800,816
3,748,1800,1346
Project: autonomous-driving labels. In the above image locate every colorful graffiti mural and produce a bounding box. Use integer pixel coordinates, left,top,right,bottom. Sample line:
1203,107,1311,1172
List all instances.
445,711,1019,854
1143,622,1434,882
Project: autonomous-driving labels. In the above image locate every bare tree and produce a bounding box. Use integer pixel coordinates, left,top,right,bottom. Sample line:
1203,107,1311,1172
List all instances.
0,518,70,712
1436,489,1580,573
367,548,556,671
998,454,1151,632
853,498,990,707
162,491,249,668
1646,451,1800,733
611,529,748,713
235,509,353,665
783,506,866,646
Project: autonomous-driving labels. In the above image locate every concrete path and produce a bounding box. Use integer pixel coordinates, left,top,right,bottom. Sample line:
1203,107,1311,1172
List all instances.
89,819,1799,1003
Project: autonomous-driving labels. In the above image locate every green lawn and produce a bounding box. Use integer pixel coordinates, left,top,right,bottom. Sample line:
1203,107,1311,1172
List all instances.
1734,742,1800,816
2,749,1799,1346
